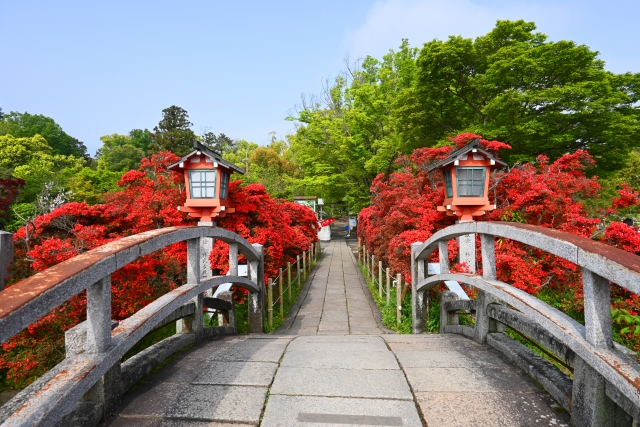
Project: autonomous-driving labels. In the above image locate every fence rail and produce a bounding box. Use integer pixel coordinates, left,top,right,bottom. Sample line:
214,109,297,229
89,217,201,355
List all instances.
411,221,640,426
359,245,405,324
266,242,321,329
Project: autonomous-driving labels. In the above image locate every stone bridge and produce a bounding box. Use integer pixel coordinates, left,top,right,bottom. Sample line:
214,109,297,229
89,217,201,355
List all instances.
0,222,639,426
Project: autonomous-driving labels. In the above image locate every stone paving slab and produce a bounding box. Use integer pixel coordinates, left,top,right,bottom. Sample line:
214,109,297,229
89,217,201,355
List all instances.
287,336,389,352
165,384,267,425
280,349,400,370
261,395,423,427
416,391,570,427
193,361,278,386
270,366,413,400
404,366,539,393
116,382,186,418
211,340,289,363
108,419,254,427
395,349,510,368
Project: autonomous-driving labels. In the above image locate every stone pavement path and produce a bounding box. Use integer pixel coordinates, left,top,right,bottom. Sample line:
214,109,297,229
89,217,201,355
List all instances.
276,239,384,335
105,239,571,427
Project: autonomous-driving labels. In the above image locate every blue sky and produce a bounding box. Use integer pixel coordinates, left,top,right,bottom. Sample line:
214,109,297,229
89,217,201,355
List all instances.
2,0,639,157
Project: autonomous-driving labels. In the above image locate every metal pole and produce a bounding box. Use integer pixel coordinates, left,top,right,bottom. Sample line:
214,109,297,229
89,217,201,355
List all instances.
287,261,292,301
267,277,273,328
279,268,284,317
303,250,307,275
396,273,402,324
297,255,301,287
371,255,375,282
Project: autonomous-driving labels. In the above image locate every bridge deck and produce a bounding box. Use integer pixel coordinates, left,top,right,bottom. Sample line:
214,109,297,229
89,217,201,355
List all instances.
105,240,571,427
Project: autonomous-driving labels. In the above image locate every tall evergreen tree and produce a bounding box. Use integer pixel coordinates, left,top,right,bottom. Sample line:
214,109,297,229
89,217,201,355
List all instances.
152,106,197,156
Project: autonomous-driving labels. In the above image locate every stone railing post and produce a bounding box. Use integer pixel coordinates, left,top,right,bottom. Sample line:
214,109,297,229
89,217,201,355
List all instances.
217,290,237,333
218,242,238,326
571,268,624,427
177,237,203,336
83,275,121,421
473,234,503,344
411,242,427,334
440,290,460,333
0,231,13,291
248,243,265,333
457,221,476,273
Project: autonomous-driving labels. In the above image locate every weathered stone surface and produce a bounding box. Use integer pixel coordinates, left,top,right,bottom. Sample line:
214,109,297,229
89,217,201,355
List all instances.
416,391,571,427
287,336,388,352
270,367,412,400
261,395,423,427
280,350,399,370
211,339,289,363
193,361,278,386
121,333,196,392
404,366,539,393
165,385,267,424
487,333,573,411
394,349,509,369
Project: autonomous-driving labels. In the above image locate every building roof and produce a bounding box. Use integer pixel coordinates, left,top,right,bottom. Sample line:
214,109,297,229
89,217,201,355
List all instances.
425,138,507,172
167,141,245,174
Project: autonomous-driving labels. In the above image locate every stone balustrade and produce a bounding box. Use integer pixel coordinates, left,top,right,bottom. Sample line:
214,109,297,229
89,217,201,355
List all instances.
0,226,265,427
411,221,640,427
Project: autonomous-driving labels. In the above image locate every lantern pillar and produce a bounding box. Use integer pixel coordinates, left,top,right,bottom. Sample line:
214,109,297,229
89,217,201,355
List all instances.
456,220,476,274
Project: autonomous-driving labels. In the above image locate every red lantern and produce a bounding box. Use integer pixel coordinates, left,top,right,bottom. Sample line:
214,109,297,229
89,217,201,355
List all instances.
168,141,245,223
427,138,506,221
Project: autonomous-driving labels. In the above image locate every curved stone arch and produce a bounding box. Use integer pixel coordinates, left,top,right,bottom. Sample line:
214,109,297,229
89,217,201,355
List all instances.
414,221,640,294
419,273,640,418
0,226,261,344
0,275,257,427
410,221,640,422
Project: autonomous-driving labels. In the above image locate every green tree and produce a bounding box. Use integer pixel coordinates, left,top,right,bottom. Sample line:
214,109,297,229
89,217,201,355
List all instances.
0,112,89,159
96,134,146,172
288,40,419,211
68,167,122,204
12,152,85,203
0,134,52,177
398,19,640,175
199,131,235,154
242,135,301,198
152,106,196,156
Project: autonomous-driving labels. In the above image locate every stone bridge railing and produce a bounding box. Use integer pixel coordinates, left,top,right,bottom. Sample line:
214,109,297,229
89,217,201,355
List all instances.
411,221,640,427
0,226,265,427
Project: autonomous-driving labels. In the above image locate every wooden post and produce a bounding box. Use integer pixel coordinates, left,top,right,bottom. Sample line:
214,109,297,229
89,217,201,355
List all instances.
279,268,284,317
386,267,391,305
287,262,292,301
267,278,273,328
303,250,307,274
396,273,402,324
378,261,383,298
297,255,301,287
369,255,376,283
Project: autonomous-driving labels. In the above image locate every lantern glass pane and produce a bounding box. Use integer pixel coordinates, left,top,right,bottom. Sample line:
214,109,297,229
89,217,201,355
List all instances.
220,172,230,200
444,170,453,198
189,170,217,199
456,167,485,197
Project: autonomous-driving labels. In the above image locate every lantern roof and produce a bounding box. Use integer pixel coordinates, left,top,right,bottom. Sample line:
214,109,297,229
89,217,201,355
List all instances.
167,141,245,174
426,138,507,172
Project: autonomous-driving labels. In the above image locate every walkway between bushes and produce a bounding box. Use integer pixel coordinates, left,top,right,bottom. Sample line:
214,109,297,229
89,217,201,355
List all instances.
105,239,571,427
275,238,385,335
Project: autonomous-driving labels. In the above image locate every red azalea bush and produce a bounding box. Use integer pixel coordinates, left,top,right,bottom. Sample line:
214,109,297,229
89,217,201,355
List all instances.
1,152,318,388
358,132,640,347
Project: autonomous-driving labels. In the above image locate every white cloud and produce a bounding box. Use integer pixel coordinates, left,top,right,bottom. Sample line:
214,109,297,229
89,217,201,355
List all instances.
343,0,574,59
